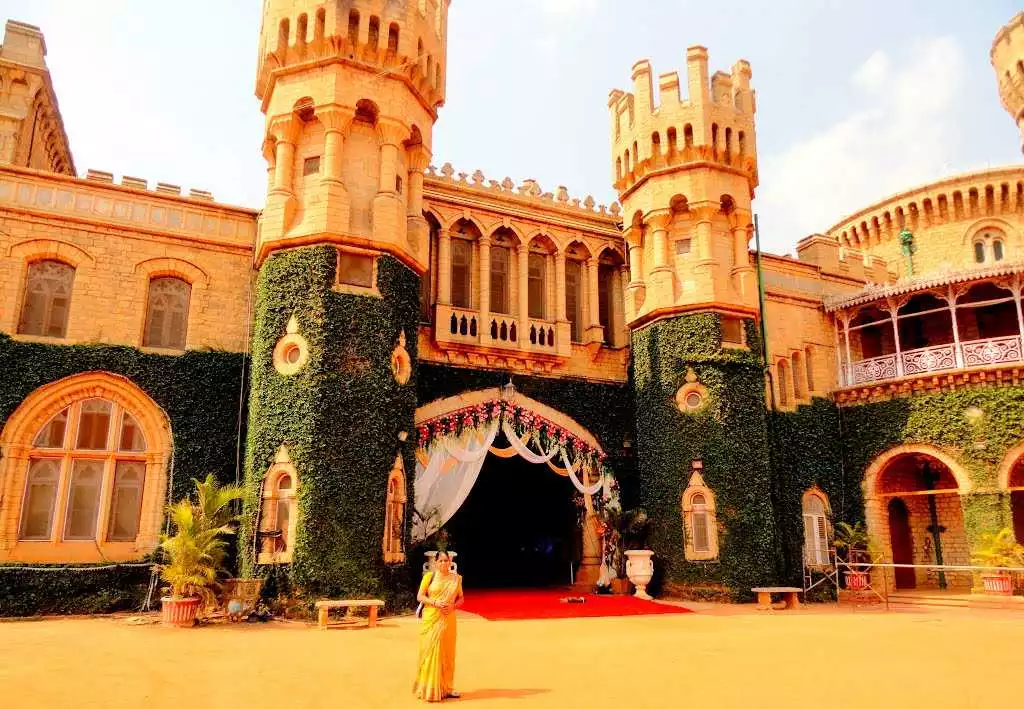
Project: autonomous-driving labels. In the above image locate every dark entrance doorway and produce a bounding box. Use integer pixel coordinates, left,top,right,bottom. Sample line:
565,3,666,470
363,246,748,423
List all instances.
1012,491,1024,546
888,498,916,589
445,448,581,588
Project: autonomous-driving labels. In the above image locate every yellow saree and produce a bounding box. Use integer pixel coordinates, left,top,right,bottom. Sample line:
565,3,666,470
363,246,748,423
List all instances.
413,571,463,702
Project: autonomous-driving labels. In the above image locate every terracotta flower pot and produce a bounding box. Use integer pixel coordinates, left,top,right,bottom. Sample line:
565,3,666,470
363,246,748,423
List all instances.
980,573,1013,596
161,596,201,628
625,550,655,600
845,571,870,591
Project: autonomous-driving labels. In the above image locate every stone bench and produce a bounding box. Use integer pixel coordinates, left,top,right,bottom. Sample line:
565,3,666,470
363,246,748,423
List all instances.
314,599,385,629
751,587,802,610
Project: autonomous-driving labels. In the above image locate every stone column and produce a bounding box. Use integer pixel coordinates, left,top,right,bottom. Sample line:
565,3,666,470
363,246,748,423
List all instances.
585,257,604,344
554,251,571,356
947,286,963,368
842,314,853,385
478,234,491,322
270,119,299,196
438,230,452,305
1013,275,1024,346
373,121,407,245
888,298,904,378
646,210,673,309
518,244,530,340
405,145,431,262
317,105,353,234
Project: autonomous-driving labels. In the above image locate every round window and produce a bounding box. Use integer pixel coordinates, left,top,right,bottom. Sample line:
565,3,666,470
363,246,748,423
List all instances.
284,344,301,365
685,392,703,410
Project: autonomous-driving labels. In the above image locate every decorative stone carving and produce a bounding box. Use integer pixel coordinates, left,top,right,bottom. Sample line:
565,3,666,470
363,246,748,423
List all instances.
675,368,708,413
273,315,310,377
391,330,412,385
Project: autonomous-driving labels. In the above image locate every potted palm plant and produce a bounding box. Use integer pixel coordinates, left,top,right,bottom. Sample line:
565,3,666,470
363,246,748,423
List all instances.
833,521,881,591
159,474,244,627
972,527,1024,596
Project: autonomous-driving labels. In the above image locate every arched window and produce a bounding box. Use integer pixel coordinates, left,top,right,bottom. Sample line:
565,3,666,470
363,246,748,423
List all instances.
791,351,805,400
528,251,547,319
347,10,360,45
805,346,815,393
259,446,298,564
975,241,986,263
18,260,75,337
682,464,718,561
802,490,831,567
565,258,584,343
383,455,407,564
143,277,191,349
994,238,1005,261
18,399,149,542
367,16,380,49
387,23,400,54
777,360,791,407
450,238,473,309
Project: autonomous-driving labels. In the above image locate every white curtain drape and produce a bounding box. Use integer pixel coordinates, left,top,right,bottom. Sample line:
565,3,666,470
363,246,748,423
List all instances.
412,421,499,541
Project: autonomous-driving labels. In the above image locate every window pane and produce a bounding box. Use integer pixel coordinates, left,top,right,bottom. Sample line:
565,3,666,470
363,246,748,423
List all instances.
489,246,509,314
144,278,191,349
721,317,744,344
994,240,1004,261
566,260,582,343
805,349,815,392
64,460,103,540
277,499,291,551
598,264,613,341
76,399,113,450
974,242,985,263
338,253,374,288
805,495,825,515
19,459,60,540
19,260,75,337
119,412,147,452
693,511,709,552
451,240,472,309
108,461,145,541
528,253,546,319
33,408,69,449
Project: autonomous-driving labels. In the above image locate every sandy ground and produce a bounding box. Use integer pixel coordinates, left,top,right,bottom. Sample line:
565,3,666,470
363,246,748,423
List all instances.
1,604,1022,709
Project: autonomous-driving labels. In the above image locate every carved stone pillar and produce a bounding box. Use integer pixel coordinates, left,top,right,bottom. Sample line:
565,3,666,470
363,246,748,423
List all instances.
518,244,530,341
438,230,452,306
373,120,407,246
478,234,491,322
317,105,353,235
646,210,673,309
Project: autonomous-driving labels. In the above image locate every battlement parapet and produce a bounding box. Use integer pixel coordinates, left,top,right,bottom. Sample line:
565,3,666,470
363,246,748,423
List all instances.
256,0,450,112
425,163,621,222
609,48,757,194
84,169,215,202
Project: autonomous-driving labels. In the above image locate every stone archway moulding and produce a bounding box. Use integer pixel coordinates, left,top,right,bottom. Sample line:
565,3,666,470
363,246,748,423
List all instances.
996,441,1024,491
415,387,603,454
861,443,973,499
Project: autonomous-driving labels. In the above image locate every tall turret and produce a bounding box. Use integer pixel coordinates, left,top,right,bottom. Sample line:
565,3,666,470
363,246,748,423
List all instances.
255,0,450,268
992,12,1024,154
243,1,451,599
609,47,758,326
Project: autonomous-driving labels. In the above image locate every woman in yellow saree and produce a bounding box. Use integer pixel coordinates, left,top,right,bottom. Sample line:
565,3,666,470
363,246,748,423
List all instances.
413,551,464,702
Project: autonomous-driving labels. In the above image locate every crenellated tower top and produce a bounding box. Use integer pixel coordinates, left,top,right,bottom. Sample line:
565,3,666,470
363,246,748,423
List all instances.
992,11,1024,153
609,47,761,327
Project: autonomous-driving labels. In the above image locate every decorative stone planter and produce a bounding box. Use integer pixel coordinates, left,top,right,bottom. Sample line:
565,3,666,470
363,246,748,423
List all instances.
161,596,201,628
845,571,870,591
981,573,1013,596
625,550,655,600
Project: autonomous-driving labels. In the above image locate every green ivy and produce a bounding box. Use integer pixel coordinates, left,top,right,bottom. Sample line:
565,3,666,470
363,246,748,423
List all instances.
0,334,244,616
240,246,420,609
630,313,781,599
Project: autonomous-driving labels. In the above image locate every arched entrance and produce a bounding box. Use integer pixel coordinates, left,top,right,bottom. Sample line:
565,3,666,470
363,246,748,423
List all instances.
413,385,618,588
863,446,972,591
997,444,1024,544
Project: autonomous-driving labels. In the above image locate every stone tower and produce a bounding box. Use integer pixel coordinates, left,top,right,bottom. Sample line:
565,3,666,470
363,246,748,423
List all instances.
992,12,1024,153
243,1,450,599
609,49,781,592
609,48,759,326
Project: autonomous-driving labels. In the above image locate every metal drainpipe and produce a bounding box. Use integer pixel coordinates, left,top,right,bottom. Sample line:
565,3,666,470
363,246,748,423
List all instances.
923,461,948,590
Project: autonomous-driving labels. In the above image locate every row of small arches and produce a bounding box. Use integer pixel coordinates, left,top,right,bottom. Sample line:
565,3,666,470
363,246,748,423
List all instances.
275,9,442,91
617,123,747,180
837,180,1024,249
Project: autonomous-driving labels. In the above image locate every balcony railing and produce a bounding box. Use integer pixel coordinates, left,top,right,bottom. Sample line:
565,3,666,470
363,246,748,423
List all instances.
435,304,567,357
844,335,1024,386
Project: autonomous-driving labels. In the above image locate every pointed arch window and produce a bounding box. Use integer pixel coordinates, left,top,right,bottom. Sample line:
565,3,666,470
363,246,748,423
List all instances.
258,447,299,564
802,490,831,567
682,464,719,561
19,260,75,338
383,455,407,564
144,277,191,349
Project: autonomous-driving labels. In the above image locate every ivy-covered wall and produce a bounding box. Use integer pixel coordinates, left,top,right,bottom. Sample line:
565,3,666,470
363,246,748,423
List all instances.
630,313,780,598
240,247,420,607
0,333,246,615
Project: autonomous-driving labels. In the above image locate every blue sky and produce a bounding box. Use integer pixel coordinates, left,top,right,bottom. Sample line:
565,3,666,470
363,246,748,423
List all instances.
5,0,1021,254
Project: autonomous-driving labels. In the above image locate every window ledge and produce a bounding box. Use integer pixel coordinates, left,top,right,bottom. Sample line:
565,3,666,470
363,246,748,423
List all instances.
9,333,68,345
331,283,382,299
139,345,187,356
258,552,294,565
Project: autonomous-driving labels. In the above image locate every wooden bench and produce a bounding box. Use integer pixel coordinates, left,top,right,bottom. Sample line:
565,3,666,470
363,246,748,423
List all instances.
752,587,802,610
314,599,385,629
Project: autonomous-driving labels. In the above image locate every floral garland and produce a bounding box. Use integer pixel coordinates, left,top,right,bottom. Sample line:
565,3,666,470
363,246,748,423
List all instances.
416,399,608,469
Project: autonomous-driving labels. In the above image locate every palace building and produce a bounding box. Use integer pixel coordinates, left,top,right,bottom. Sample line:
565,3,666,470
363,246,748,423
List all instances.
2,4,1024,612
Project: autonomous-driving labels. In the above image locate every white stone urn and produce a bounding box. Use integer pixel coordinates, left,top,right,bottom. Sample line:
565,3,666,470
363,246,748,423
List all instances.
625,550,655,600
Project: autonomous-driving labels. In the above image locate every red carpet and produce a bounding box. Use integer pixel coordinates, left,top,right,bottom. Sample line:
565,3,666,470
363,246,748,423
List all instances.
459,588,693,621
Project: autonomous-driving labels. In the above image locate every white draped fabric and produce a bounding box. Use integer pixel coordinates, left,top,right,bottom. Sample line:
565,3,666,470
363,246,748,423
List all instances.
412,420,499,541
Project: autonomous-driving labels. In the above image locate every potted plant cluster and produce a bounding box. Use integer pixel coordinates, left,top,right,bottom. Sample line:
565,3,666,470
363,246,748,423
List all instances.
972,527,1024,596
618,509,654,599
159,474,245,627
833,521,882,591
